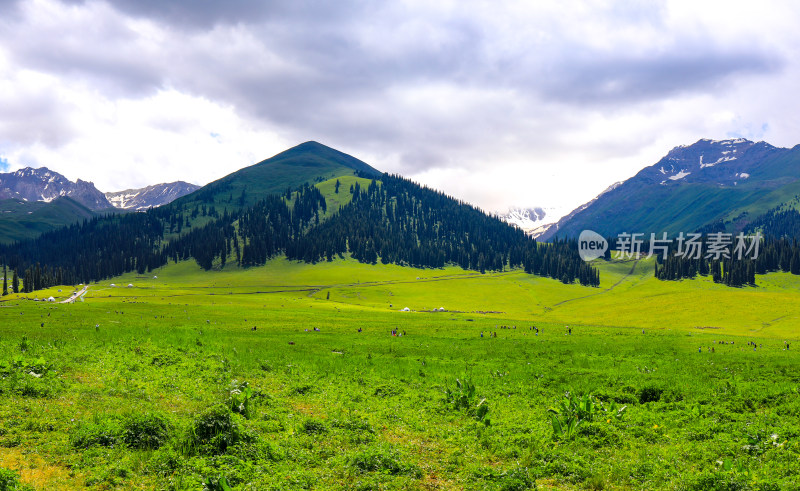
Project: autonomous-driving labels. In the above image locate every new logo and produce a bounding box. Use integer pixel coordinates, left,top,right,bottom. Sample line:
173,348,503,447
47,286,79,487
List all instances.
579,230,607,262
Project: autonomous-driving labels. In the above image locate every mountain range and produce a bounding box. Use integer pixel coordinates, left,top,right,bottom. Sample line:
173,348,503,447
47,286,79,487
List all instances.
5,136,800,294
4,137,800,247
0,167,199,243
1,141,599,292
0,167,111,210
540,138,800,240
0,166,199,211
105,181,200,211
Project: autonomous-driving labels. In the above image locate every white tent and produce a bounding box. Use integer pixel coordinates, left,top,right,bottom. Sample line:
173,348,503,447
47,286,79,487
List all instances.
46,296,55,302
401,307,411,311
110,284,116,287
127,284,134,288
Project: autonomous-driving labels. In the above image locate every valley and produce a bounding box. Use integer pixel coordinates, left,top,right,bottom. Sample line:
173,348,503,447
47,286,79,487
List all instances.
3,3,799,489
0,142,798,490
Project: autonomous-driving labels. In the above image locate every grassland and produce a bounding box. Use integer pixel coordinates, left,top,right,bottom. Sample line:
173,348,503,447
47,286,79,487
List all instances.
1,257,799,489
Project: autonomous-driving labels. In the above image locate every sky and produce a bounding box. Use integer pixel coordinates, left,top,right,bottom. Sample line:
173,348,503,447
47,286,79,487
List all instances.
1,0,799,219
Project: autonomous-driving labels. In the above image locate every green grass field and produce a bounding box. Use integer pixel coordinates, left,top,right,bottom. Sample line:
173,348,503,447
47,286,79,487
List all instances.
1,257,799,489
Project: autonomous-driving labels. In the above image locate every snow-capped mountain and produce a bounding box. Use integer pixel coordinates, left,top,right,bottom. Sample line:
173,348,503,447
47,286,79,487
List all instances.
499,206,571,237
105,181,200,211
0,167,112,210
637,138,776,187
539,138,796,240
0,166,200,212
537,180,623,238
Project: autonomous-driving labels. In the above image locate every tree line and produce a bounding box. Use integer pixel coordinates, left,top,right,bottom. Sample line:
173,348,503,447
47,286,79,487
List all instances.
0,174,600,293
653,236,800,287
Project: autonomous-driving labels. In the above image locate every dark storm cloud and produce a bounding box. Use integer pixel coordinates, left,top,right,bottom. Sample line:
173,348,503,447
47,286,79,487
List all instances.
62,0,367,29
538,45,782,105
0,0,20,10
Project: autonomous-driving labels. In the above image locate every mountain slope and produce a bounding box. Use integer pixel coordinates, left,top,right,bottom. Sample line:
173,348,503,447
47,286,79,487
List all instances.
0,167,113,210
542,138,800,239
106,181,200,210
0,197,99,244
0,142,599,292
172,141,381,210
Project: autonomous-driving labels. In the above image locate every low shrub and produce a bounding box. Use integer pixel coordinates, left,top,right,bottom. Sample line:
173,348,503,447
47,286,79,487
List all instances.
144,447,182,477
0,467,25,491
638,386,664,404
122,413,171,450
302,418,328,435
291,384,315,395
662,387,684,403
498,466,536,491
70,417,121,449
687,471,752,491
185,405,244,455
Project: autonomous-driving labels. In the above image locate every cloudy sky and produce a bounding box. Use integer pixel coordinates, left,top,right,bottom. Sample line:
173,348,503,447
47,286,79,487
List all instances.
1,0,798,218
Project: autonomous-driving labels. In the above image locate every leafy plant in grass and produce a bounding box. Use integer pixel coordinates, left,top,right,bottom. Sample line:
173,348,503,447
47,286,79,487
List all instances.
228,380,258,419
204,474,233,491
0,467,32,491
0,468,18,490
122,413,171,450
18,336,30,353
14,356,50,377
444,378,490,425
0,355,55,398
549,392,627,441
350,443,422,478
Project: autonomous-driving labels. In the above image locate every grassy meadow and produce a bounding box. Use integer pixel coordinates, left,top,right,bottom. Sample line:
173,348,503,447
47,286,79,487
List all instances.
1,256,799,489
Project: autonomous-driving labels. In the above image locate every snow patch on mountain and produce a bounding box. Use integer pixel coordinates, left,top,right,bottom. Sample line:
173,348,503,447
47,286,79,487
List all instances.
499,205,571,237
105,181,200,210
701,156,736,168
669,170,691,181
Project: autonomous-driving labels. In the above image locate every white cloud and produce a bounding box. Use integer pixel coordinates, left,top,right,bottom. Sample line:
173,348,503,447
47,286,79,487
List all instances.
0,0,798,214
3,87,290,191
